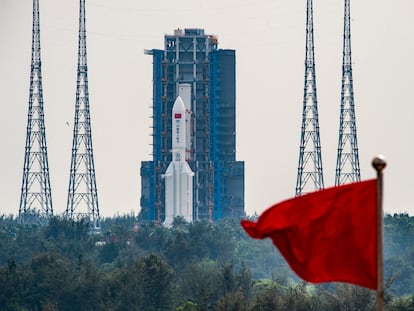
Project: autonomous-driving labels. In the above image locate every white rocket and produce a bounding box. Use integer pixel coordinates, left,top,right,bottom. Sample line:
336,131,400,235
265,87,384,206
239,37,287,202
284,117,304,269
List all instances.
163,94,194,226
178,84,193,161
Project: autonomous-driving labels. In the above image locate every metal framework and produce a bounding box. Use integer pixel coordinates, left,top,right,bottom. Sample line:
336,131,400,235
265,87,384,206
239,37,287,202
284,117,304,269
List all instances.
335,0,361,185
296,0,324,196
19,0,53,224
140,29,244,223
66,0,100,229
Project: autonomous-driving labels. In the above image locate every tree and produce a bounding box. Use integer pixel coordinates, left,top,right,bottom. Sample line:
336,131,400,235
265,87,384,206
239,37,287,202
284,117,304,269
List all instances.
140,254,175,310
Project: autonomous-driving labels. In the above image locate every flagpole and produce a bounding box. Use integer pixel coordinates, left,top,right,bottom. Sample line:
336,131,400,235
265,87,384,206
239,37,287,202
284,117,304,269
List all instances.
372,155,386,311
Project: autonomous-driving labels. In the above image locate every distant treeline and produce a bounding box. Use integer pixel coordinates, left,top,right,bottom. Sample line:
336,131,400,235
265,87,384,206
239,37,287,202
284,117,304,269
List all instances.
0,213,413,310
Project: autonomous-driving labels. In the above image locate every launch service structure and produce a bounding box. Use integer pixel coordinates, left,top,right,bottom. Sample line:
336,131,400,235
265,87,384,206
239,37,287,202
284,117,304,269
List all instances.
140,28,244,224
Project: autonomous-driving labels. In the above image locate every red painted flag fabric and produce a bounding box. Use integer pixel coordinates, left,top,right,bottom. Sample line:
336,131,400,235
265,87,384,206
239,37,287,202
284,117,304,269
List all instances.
241,179,377,289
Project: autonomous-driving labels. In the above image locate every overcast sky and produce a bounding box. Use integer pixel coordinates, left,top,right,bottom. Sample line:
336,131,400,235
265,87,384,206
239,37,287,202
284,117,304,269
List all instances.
0,0,413,217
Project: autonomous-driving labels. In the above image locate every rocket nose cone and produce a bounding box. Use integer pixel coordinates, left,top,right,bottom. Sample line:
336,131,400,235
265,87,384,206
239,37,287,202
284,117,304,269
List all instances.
173,96,186,113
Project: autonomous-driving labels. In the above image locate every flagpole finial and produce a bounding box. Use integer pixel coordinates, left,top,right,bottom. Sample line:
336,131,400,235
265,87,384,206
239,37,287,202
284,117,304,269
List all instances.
372,155,386,173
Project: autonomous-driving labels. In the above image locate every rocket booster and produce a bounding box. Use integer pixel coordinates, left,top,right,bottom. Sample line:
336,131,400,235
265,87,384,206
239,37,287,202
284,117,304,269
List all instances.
163,96,194,226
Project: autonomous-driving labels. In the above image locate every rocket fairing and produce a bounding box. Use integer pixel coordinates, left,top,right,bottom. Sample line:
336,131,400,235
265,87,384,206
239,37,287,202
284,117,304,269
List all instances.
178,83,193,161
163,96,194,227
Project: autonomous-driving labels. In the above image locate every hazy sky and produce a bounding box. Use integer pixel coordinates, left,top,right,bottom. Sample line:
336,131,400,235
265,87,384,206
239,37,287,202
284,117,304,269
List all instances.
0,0,413,217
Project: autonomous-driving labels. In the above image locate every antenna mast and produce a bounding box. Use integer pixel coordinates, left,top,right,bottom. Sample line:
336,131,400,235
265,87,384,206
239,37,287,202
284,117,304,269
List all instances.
66,0,100,228
335,0,361,185
296,0,324,195
19,0,53,224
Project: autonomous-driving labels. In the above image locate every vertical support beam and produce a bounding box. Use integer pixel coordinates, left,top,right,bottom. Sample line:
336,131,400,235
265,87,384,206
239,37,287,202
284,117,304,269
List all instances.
372,156,386,311
19,0,53,224
66,0,100,230
335,0,361,185
296,0,324,195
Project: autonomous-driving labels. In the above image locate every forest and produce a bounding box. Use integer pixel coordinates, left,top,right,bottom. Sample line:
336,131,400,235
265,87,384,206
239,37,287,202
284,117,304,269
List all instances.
0,213,413,310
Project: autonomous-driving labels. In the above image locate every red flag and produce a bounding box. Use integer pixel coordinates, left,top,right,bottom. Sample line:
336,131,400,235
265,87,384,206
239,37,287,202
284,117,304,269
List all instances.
241,179,377,289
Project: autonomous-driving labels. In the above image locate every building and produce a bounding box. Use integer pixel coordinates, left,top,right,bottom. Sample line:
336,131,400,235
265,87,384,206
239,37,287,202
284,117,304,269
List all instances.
140,28,244,223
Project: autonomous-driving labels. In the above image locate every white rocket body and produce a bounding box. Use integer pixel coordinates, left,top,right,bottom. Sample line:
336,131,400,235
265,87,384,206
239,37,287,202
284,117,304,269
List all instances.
178,84,193,161
163,95,194,226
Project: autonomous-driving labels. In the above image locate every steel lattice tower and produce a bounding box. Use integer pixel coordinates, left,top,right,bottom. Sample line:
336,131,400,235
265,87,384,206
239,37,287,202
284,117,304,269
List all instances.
66,0,100,228
19,0,53,224
295,0,324,196
335,0,360,185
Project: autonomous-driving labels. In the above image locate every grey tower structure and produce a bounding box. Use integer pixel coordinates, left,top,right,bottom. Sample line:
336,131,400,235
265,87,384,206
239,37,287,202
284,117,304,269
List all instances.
66,0,100,229
296,0,324,195
335,0,361,185
140,28,244,223
19,0,53,224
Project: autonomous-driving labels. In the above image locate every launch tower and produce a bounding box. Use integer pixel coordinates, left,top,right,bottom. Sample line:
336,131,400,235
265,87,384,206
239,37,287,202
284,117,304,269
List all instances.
66,0,100,228
19,0,53,224
335,0,361,185
295,0,324,196
140,28,244,223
